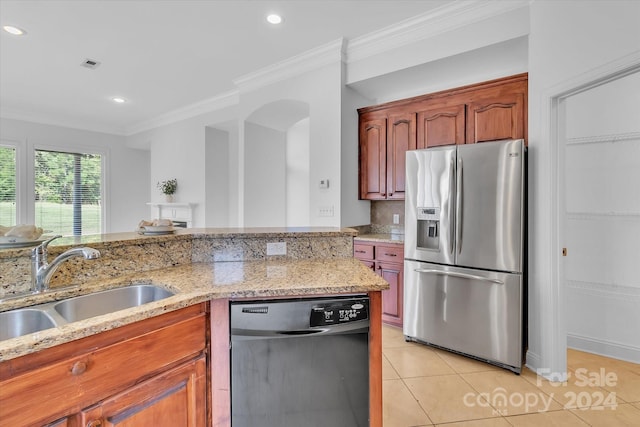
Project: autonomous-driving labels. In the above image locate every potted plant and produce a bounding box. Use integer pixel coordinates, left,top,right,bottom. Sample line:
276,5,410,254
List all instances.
157,178,177,202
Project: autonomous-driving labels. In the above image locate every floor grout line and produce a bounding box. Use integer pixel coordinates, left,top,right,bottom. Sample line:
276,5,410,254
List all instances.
381,325,640,426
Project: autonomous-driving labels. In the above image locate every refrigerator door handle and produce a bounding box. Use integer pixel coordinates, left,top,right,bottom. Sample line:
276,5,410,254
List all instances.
456,157,463,254
449,155,455,255
413,269,505,285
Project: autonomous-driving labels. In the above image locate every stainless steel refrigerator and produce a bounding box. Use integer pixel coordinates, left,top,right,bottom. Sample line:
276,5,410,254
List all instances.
404,139,525,373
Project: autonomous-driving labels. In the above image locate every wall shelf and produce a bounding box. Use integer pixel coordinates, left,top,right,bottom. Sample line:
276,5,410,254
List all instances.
147,202,196,227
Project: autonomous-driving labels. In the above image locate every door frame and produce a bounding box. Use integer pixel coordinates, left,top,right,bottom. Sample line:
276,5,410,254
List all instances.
535,51,640,381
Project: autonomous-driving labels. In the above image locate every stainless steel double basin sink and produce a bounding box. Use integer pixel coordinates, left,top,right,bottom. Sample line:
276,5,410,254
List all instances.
0,284,175,341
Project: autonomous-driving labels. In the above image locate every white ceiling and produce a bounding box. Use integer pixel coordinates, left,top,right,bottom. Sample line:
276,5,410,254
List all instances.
0,0,449,135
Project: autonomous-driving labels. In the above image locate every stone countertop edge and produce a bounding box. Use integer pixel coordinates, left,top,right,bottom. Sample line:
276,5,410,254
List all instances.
354,234,405,244
0,227,359,258
0,257,388,361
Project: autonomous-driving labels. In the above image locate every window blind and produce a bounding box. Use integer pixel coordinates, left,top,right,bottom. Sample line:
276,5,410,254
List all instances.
34,149,102,236
0,146,17,226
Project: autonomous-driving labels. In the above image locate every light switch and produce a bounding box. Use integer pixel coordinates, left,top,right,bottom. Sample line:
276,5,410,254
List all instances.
319,179,329,189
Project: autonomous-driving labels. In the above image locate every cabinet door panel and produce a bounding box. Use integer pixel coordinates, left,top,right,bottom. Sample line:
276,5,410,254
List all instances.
386,113,416,199
466,93,524,143
375,245,404,263
80,357,206,427
417,105,465,148
378,261,404,328
359,117,387,199
354,243,375,260
0,306,206,427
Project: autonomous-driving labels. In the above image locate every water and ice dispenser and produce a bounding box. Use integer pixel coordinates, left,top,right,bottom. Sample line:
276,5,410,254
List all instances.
416,207,440,250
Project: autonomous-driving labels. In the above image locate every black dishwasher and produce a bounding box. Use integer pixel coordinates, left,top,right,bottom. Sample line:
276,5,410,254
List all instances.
230,296,370,427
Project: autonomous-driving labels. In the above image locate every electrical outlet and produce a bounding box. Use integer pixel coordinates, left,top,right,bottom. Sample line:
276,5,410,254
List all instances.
318,206,334,217
393,214,400,224
266,242,287,256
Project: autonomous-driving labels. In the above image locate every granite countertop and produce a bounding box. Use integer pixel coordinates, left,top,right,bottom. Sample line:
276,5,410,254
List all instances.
0,257,388,361
354,233,405,244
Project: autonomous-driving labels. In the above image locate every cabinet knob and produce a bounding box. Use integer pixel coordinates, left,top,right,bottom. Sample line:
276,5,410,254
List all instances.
71,361,87,376
86,420,102,427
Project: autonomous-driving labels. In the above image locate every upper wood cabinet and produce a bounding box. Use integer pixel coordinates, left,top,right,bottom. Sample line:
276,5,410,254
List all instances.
359,112,416,200
386,113,416,199
359,116,387,200
358,74,527,200
466,92,525,143
417,104,466,149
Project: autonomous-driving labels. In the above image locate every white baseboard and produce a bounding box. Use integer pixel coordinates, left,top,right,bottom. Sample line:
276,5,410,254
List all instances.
567,333,640,364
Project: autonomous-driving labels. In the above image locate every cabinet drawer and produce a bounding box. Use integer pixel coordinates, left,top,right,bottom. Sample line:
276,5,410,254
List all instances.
354,244,374,260
0,310,206,426
375,245,404,262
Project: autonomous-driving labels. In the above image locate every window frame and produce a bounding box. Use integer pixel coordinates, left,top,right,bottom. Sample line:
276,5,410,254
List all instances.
0,139,26,225
28,141,108,235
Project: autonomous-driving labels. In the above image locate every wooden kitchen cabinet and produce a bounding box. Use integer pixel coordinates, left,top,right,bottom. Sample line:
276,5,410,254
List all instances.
386,112,416,199
359,111,416,200
358,74,527,196
359,115,387,200
0,304,208,427
466,92,525,144
354,242,404,327
417,103,466,148
78,356,206,427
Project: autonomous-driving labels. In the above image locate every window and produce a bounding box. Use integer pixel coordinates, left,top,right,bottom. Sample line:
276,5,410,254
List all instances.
34,149,102,236
0,145,17,226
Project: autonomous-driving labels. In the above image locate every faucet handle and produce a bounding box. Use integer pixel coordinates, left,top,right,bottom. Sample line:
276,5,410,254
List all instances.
34,235,63,254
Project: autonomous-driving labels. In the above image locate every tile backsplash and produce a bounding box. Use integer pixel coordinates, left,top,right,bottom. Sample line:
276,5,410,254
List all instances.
370,200,405,234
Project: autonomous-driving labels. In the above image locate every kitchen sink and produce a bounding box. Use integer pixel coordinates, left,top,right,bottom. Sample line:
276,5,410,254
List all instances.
0,284,175,340
0,309,58,341
53,285,175,322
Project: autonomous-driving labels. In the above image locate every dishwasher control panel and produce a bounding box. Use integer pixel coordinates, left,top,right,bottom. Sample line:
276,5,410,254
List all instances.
309,298,369,327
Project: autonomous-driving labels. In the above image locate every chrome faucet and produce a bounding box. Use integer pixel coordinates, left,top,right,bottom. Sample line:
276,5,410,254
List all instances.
31,235,101,293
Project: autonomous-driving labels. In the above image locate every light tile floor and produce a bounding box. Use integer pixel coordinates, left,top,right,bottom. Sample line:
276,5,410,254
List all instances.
382,325,640,427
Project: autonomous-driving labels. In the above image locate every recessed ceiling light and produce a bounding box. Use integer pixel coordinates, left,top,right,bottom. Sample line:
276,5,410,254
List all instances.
112,97,127,104
266,14,282,25
3,25,26,36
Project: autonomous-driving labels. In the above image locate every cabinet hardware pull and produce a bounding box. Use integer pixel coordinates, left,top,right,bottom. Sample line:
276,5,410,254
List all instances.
71,361,87,376
355,250,366,253
87,420,102,427
384,253,397,257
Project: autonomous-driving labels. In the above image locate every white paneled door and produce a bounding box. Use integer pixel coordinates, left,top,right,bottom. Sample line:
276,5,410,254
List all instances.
561,69,640,362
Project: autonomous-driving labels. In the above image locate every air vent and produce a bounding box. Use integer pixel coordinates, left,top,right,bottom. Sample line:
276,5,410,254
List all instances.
80,58,101,69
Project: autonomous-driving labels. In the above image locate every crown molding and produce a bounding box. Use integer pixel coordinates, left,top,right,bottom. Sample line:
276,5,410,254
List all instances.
5,2,532,136
233,38,346,93
124,89,240,136
0,107,127,136
346,0,530,63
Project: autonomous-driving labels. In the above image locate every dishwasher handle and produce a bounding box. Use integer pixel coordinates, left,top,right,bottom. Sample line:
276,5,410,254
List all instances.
231,321,369,340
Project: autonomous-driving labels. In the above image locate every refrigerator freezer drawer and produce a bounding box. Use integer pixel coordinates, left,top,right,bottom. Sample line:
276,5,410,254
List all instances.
403,260,523,372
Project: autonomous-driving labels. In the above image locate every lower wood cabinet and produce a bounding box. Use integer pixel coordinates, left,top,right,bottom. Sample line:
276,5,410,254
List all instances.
78,356,206,427
354,241,404,327
0,304,208,427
